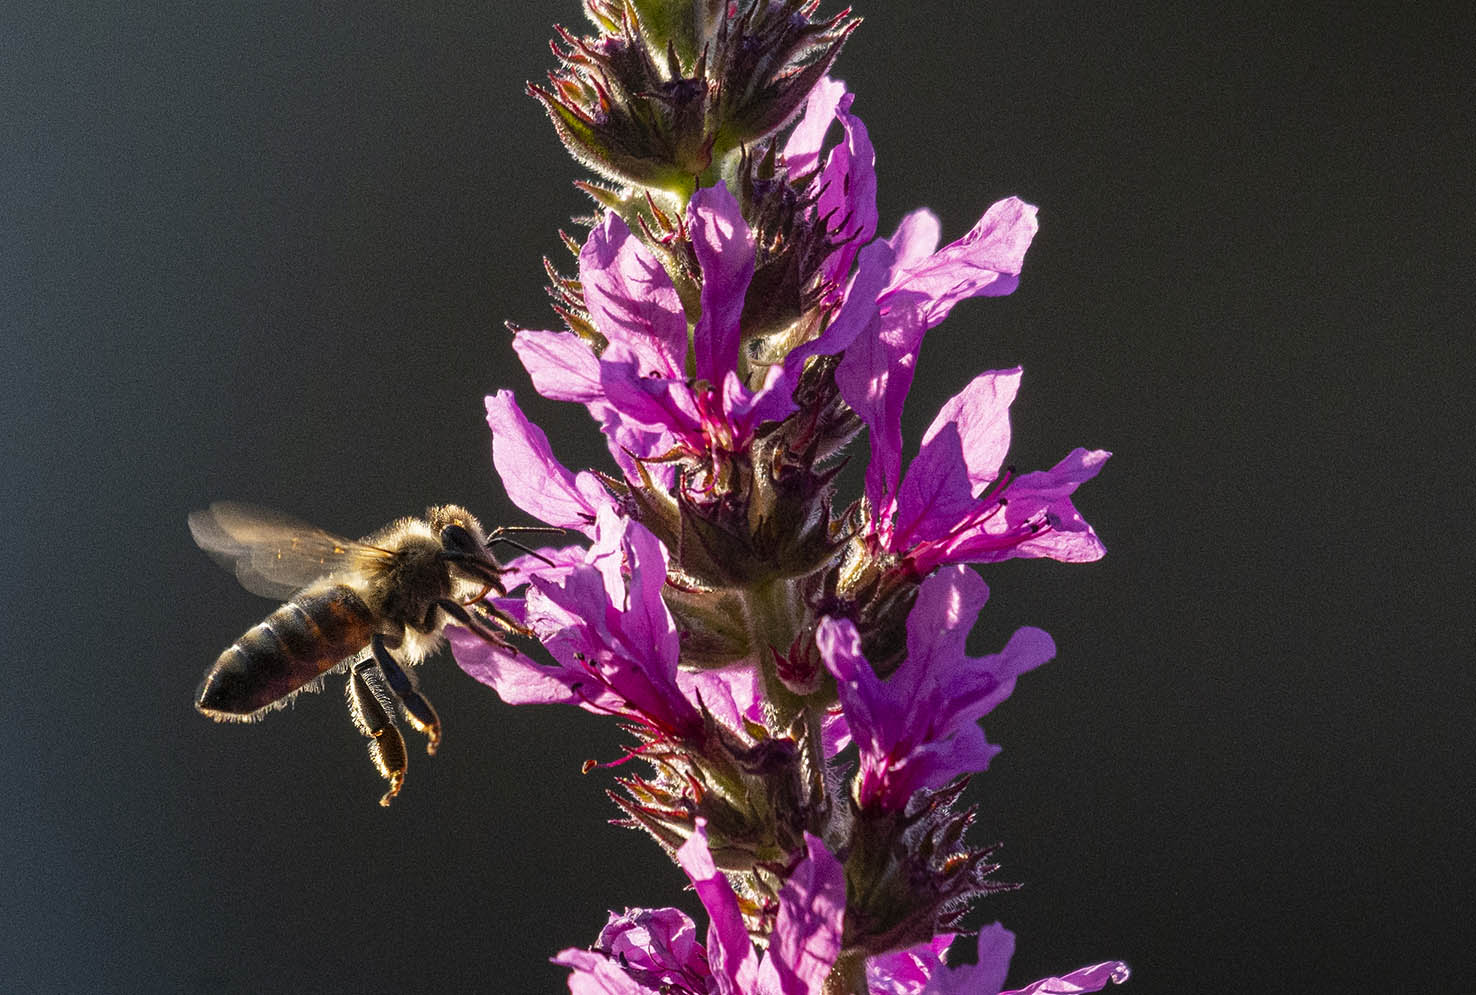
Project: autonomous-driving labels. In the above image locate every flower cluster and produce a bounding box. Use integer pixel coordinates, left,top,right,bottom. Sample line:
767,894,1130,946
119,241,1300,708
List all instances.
453,2,1125,992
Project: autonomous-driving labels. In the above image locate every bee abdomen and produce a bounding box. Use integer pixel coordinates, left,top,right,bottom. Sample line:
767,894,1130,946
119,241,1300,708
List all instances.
196,585,378,720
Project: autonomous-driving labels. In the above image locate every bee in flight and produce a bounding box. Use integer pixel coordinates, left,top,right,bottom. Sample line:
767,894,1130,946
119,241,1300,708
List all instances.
189,502,533,806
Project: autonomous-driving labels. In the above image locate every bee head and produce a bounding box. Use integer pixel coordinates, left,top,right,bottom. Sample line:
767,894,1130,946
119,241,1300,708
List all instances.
426,505,505,592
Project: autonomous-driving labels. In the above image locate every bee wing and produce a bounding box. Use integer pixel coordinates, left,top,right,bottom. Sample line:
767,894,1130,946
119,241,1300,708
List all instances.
188,501,392,599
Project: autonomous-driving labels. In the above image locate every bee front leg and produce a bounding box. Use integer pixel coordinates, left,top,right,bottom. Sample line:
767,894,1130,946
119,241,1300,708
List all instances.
347,662,407,807
433,596,529,642
369,634,442,756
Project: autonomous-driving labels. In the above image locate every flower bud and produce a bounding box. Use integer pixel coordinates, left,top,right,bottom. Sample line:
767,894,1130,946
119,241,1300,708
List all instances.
533,1,857,192
843,781,1017,957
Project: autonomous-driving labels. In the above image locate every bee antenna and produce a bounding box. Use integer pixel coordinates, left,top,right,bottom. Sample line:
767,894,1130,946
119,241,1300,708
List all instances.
485,526,565,568
488,525,567,537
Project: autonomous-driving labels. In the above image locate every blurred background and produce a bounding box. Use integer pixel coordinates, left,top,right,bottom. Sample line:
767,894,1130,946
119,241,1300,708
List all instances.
4,2,1470,991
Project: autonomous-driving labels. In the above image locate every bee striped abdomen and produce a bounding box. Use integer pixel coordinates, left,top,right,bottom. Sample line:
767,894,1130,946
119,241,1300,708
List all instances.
196,585,378,720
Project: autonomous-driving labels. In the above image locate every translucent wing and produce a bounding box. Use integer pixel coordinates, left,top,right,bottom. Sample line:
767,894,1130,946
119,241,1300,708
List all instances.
188,502,392,599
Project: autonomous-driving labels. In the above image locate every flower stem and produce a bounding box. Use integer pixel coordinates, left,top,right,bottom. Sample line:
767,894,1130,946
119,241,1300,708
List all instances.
801,698,829,828
748,577,804,721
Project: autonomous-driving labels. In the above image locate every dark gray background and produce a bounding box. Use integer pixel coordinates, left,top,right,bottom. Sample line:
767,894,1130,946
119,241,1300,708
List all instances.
5,2,1470,991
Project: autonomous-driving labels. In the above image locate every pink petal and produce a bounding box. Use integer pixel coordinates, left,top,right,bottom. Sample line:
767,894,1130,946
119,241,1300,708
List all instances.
485,390,608,532
892,422,979,550
690,182,756,386
841,201,1038,517
677,665,760,735
822,709,852,757
513,329,604,403
781,76,847,175
903,567,992,697
815,92,877,284
918,369,1021,494
619,515,681,671
920,923,1012,995
834,297,909,514
553,948,657,995
580,213,687,377
959,448,1110,565
594,907,708,989
597,343,704,439
962,626,1056,717
1000,960,1131,994
887,198,1038,316
867,935,955,995
887,209,942,271
720,365,790,440
793,238,892,363
447,626,583,707
918,921,1129,995
765,834,846,995
1009,447,1111,503
760,238,891,435
816,615,887,757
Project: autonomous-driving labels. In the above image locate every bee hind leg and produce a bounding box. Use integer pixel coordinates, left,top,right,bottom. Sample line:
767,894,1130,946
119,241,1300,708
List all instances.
347,661,407,807
370,634,442,756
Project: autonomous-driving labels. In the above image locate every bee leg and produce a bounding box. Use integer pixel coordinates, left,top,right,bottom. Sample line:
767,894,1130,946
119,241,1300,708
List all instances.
347,662,407,807
369,634,442,756
433,596,529,641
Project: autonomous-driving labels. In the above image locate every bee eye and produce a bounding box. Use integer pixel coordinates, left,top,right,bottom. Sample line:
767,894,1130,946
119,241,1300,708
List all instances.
440,523,478,555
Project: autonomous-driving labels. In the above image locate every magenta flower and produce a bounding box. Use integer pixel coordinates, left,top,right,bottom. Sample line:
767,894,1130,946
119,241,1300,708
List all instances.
555,907,711,995
512,182,804,476
817,566,1055,811
781,77,879,295
451,509,704,743
834,195,1038,500
861,366,1109,576
920,925,1129,995
554,820,846,995
711,76,894,420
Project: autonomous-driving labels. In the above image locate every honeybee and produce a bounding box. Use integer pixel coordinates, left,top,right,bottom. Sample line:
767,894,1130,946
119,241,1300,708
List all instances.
189,502,526,806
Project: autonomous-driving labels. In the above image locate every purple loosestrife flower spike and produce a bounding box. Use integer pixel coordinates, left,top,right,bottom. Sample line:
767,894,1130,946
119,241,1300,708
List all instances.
455,6,1126,990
